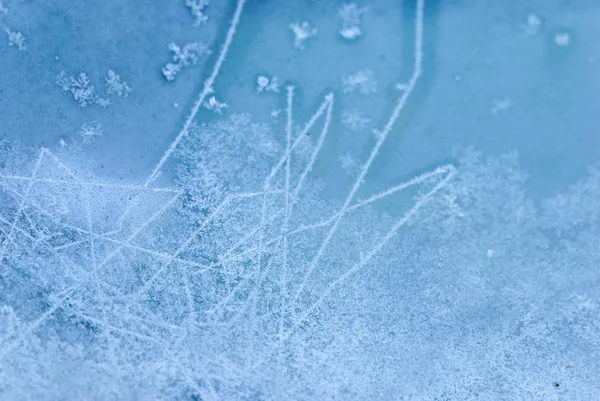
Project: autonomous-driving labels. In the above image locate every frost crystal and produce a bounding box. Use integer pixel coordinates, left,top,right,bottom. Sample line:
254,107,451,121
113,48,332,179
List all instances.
521,13,541,36
289,21,317,49
161,63,181,82
185,0,209,25
339,152,359,175
256,75,279,93
162,42,211,82
77,121,103,144
56,72,98,107
171,42,211,65
4,27,25,50
338,3,367,40
55,71,115,108
105,70,131,98
554,32,571,46
95,96,111,108
341,109,371,131
491,97,512,115
203,95,228,114
342,69,377,94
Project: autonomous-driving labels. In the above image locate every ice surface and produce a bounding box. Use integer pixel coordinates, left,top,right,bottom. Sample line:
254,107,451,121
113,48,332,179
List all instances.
1,0,599,399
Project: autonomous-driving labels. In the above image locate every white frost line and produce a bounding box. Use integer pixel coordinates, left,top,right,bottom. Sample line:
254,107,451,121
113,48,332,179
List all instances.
31,150,180,249
267,93,334,184
145,0,247,187
349,164,454,210
134,191,262,296
85,188,100,294
182,265,196,321
273,164,455,247
0,300,63,363
4,170,269,274
291,0,425,306
0,175,180,193
245,92,334,335
2,175,188,272
98,236,215,271
292,93,334,199
72,312,167,346
95,190,184,268
252,166,456,370
0,184,91,282
245,93,333,309
287,165,455,340
205,163,448,282
40,148,84,182
279,86,294,347
231,235,280,325
0,183,187,362
0,150,44,264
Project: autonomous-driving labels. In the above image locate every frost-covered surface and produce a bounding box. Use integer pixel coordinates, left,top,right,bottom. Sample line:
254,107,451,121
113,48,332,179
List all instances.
1,0,599,400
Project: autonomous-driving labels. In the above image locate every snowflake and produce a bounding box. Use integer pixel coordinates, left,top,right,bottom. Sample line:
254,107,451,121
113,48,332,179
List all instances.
95,96,111,108
521,14,541,36
491,97,512,115
270,109,281,119
341,109,371,132
105,70,131,98
4,27,25,50
339,152,359,175
203,96,228,114
56,72,97,107
342,69,377,94
554,32,571,46
171,42,211,65
338,3,367,40
185,0,209,25
55,71,112,108
289,21,317,50
161,63,181,82
256,75,280,93
77,121,103,144
162,42,211,82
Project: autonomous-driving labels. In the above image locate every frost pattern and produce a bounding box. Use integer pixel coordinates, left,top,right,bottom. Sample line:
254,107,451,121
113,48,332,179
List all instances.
162,42,212,82
342,69,377,94
56,71,113,108
185,0,209,26
3,27,25,50
338,3,367,40
554,32,571,46
202,95,228,114
521,13,541,36
56,72,102,107
105,70,131,98
341,108,371,131
77,121,103,144
256,75,280,93
1,0,599,400
289,21,317,50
